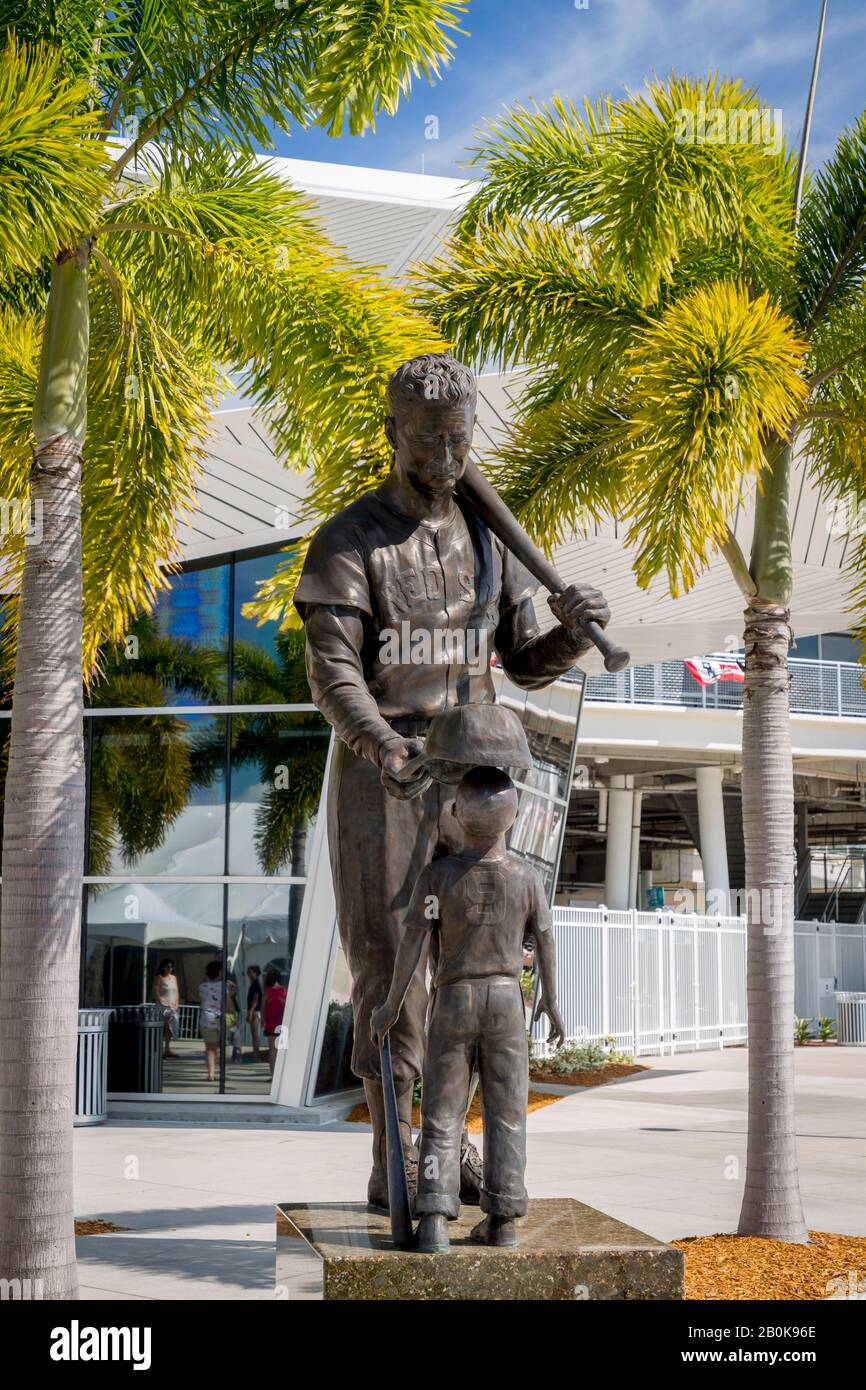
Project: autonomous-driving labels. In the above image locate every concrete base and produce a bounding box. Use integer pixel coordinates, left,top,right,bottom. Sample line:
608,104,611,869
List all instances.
276,1199,683,1300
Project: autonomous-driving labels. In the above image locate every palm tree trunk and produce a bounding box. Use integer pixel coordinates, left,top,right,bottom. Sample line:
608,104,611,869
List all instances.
0,244,89,1298
737,441,807,1242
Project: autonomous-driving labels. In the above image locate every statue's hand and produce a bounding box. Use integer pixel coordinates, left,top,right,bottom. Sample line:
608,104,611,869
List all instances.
548,583,610,633
370,1001,399,1044
380,737,431,800
537,998,566,1050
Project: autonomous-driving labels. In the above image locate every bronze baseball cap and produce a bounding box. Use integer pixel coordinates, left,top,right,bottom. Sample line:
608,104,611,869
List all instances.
417,702,532,783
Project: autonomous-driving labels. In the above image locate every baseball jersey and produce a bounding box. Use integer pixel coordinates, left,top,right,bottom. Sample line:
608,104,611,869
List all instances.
405,849,552,988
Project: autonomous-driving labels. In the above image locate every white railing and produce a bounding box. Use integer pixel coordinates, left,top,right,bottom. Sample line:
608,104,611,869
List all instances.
536,908,866,1057
800,849,866,899
578,656,866,719
176,1004,200,1040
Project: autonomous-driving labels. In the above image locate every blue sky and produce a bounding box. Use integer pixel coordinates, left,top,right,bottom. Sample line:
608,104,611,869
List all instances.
271,0,866,176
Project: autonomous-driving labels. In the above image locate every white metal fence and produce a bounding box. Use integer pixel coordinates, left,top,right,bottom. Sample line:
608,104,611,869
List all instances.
536,908,866,1057
176,1004,200,1040
794,919,866,1021
579,656,866,719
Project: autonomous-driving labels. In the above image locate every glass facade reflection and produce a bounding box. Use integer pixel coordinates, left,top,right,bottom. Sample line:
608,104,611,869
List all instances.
234,551,282,665
89,715,227,877
228,713,328,876
75,545,329,1096
313,941,356,1098
226,883,306,1094
153,560,230,703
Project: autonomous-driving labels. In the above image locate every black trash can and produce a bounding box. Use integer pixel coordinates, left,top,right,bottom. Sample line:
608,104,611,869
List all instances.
107,1004,165,1093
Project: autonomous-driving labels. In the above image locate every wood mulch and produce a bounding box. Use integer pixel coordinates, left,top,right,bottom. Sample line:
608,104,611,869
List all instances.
672,1231,866,1300
74,1219,129,1235
528,1061,648,1087
347,1062,644,1128
346,1089,563,1133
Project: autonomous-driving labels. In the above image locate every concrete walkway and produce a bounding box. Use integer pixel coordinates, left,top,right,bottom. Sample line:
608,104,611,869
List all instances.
74,1045,866,1300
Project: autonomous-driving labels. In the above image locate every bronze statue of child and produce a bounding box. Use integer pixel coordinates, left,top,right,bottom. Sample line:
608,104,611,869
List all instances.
371,765,566,1253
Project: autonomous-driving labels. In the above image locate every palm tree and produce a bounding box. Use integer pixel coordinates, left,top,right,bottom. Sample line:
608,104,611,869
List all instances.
0,3,460,1297
408,70,866,1242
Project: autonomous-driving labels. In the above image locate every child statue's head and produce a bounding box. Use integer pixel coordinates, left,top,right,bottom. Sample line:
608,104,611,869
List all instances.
453,766,518,841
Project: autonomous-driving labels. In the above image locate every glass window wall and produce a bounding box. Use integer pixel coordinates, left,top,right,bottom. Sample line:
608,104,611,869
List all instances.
77,544,330,1097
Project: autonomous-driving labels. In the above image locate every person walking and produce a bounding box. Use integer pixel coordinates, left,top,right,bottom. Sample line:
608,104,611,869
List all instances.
199,961,223,1084
152,958,180,1060
263,968,287,1078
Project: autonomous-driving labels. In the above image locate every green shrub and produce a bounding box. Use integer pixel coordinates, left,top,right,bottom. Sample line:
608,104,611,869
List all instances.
544,1035,635,1073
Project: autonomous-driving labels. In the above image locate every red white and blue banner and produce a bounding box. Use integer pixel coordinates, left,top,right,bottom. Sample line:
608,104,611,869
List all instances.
684,656,745,687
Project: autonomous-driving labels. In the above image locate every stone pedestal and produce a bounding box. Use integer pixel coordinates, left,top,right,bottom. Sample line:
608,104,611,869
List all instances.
276,1199,683,1300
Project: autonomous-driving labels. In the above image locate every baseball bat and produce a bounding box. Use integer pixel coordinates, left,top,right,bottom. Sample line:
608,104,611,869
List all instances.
456,459,630,674
379,1032,416,1248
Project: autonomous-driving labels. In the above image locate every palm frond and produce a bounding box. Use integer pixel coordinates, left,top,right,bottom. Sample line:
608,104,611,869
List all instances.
300,0,466,137
596,75,794,302
79,254,223,670
0,0,116,81
90,708,193,863
458,76,794,304
230,639,289,707
101,150,445,529
623,281,808,592
240,550,307,634
92,613,226,703
413,216,649,387
493,397,631,549
795,110,866,332
106,0,465,168
459,93,613,230
252,751,327,874
0,288,218,677
0,36,108,273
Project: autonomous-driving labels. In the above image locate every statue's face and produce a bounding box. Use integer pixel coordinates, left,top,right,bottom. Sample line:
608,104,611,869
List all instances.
386,397,475,499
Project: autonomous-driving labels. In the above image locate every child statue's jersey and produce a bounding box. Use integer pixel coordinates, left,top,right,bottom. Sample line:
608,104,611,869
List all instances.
405,849,552,988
